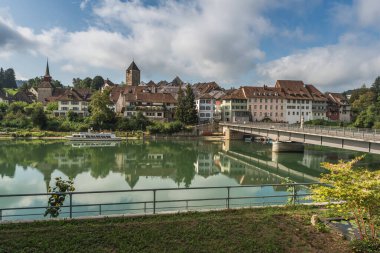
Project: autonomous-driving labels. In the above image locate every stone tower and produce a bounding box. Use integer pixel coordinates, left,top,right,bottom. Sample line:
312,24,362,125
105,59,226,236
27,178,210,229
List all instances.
126,61,140,86
37,59,53,103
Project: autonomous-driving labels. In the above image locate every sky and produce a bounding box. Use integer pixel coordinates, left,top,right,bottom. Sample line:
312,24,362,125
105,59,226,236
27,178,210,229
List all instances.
1,0,380,91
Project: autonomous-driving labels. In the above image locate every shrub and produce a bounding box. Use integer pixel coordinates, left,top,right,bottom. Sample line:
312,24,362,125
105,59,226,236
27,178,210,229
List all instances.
350,239,380,253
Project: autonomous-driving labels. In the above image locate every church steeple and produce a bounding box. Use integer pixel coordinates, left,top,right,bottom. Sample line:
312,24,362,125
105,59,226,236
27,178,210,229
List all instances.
44,59,52,82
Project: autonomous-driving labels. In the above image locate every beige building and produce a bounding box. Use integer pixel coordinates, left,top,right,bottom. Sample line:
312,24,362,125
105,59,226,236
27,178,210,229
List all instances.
220,89,250,122
242,86,285,122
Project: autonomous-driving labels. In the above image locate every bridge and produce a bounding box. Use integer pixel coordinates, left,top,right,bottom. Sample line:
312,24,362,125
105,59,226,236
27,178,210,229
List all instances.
220,122,380,154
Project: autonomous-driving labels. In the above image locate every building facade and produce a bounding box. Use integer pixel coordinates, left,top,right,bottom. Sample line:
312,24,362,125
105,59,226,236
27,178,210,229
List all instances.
195,93,215,123
126,61,140,86
220,89,250,122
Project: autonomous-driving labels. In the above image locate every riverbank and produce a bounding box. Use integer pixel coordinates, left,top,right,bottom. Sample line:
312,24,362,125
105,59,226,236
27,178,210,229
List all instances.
0,206,350,253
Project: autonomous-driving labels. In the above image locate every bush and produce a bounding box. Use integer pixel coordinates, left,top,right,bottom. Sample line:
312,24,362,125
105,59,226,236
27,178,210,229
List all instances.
147,121,185,135
351,239,380,253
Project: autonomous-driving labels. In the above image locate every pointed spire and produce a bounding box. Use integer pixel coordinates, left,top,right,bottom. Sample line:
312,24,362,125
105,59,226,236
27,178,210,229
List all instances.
45,58,50,77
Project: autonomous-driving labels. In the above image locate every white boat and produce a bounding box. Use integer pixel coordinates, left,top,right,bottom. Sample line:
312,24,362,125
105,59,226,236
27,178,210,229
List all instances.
65,132,122,141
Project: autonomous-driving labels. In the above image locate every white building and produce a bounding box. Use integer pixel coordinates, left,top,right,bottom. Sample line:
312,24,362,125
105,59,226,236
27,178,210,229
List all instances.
195,93,215,123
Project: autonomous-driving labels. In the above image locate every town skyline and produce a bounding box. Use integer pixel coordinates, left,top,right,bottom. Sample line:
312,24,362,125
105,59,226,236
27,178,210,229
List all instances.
1,0,380,91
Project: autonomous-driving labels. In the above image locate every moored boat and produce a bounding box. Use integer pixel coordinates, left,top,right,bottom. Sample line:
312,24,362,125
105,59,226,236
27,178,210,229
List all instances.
65,132,122,141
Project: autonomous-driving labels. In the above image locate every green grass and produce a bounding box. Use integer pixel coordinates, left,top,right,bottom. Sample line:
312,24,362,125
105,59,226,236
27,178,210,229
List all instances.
3,88,18,96
0,206,350,253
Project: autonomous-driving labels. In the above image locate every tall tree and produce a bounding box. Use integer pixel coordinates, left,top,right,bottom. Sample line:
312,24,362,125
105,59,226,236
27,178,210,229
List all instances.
174,85,185,122
4,68,17,88
371,76,380,96
81,77,92,89
88,90,115,129
0,68,4,88
91,76,104,90
72,78,82,88
183,84,198,125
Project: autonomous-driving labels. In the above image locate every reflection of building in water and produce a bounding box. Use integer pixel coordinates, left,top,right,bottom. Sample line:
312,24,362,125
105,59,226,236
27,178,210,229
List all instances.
300,149,327,172
114,152,176,188
193,153,219,177
54,153,89,168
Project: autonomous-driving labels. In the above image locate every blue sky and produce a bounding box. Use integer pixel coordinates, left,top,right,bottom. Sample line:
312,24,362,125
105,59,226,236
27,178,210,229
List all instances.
1,0,380,91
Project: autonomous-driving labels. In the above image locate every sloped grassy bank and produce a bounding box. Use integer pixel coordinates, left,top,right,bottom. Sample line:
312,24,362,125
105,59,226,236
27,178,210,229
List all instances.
0,206,351,253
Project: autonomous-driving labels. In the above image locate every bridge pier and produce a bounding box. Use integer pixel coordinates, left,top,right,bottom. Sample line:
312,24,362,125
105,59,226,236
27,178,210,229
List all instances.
272,141,304,153
223,127,245,140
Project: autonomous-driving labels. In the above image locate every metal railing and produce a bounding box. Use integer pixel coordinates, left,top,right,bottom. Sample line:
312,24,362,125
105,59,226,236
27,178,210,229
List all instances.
222,122,380,141
0,183,321,221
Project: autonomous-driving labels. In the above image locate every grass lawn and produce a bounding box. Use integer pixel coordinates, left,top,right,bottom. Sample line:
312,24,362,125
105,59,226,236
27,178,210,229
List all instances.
0,206,350,253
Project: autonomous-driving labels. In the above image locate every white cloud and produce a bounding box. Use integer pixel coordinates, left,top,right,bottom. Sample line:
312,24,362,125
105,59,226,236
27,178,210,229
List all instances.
80,0,90,10
257,39,380,90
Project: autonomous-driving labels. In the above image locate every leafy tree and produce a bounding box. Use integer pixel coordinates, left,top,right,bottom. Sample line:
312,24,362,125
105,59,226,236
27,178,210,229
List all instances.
7,101,28,114
354,105,376,128
3,68,17,88
128,112,150,130
67,110,79,122
183,84,198,125
174,85,185,122
46,101,58,111
91,76,104,90
72,78,82,88
81,77,92,89
31,106,47,129
352,91,376,113
312,156,380,241
88,90,115,129
24,77,42,89
51,80,63,88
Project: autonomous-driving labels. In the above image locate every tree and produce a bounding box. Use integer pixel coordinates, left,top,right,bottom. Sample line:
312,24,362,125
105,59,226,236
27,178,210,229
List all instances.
88,90,115,129
174,85,185,122
46,101,58,112
72,78,82,88
0,68,4,88
24,77,42,89
81,77,92,89
67,110,79,122
183,84,198,125
51,80,63,88
31,106,47,129
371,76,380,96
91,76,104,90
312,156,380,241
3,68,17,88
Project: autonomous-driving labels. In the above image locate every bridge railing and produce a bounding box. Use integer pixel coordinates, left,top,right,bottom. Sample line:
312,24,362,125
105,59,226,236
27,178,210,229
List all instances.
0,183,321,221
221,122,380,141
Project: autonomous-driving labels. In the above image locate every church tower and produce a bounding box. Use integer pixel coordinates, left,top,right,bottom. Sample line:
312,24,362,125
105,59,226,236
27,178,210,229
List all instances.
37,59,53,103
126,61,140,86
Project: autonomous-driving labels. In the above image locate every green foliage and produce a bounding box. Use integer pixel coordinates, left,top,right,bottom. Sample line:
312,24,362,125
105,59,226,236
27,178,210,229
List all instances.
175,85,185,122
67,110,79,122
312,156,380,241
46,101,58,111
73,77,92,89
7,101,28,114
88,90,115,129
351,239,380,253
31,107,47,129
91,75,104,90
0,68,17,88
45,177,75,218
184,84,198,125
304,119,346,126
147,121,185,135
353,105,377,128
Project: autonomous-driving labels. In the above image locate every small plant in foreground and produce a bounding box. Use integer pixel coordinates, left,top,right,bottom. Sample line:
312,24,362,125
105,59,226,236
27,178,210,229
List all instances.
44,177,75,218
350,239,380,253
312,156,380,241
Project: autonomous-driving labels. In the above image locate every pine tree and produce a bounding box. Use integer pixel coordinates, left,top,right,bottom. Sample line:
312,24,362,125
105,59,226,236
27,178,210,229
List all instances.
184,84,198,125
175,85,186,122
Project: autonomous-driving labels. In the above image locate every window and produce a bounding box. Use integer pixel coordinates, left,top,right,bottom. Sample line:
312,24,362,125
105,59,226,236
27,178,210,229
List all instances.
254,105,257,109
71,101,79,105
200,113,205,117
62,107,68,111
206,113,210,117
260,105,262,109
73,107,79,111
61,101,68,105
200,106,206,110
157,113,162,117
205,106,211,110
288,112,290,115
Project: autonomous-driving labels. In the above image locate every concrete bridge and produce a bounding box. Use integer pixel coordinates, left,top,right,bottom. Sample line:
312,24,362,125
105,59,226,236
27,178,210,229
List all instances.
220,122,380,154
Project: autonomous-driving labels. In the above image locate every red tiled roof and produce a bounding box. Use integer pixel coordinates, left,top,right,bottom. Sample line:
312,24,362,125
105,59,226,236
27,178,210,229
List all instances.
52,88,92,102
242,86,285,99
305,84,327,102
275,80,313,100
222,89,246,100
326,92,349,106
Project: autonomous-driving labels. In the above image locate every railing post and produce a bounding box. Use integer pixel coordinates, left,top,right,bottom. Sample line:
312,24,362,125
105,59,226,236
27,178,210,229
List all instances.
144,202,146,214
227,187,230,209
153,190,156,214
99,204,102,215
292,185,296,205
0,209,2,221
69,193,73,218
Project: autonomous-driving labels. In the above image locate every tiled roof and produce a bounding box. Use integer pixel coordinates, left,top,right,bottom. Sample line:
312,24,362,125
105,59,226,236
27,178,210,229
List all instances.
326,92,349,106
52,88,92,102
305,84,327,102
193,82,221,94
146,80,157,87
124,92,177,104
110,86,124,103
242,86,284,99
275,80,313,100
196,93,214,99
13,90,35,103
222,89,246,100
